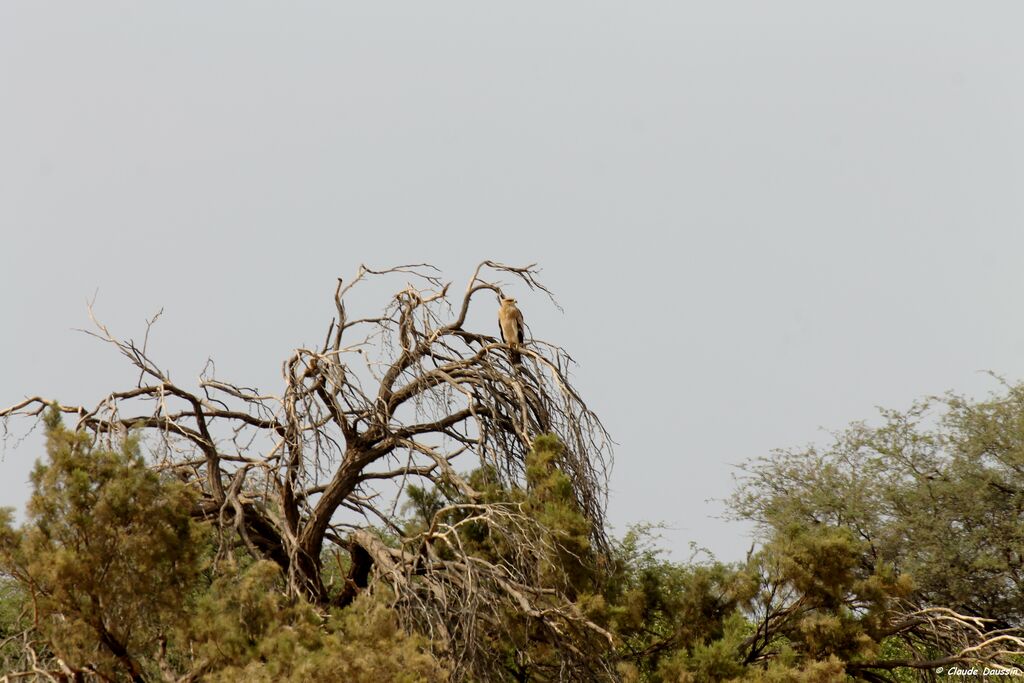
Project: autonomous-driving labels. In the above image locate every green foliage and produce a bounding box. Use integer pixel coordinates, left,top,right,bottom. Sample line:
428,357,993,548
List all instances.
739,656,847,683
3,386,1022,681
732,387,1024,627
0,408,446,681
188,561,446,682
606,526,750,680
525,434,597,593
608,519,918,681
403,482,447,534
749,523,910,664
0,408,208,680
656,611,750,682
723,385,1024,680
608,385,1024,681
0,570,32,670
398,435,613,680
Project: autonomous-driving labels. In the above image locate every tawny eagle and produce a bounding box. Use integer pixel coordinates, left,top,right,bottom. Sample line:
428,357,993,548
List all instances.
498,297,525,365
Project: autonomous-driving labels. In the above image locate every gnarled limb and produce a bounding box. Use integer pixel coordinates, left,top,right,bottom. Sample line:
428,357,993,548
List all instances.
2,262,615,679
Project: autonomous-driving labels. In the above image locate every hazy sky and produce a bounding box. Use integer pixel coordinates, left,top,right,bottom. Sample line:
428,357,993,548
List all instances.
3,2,1023,560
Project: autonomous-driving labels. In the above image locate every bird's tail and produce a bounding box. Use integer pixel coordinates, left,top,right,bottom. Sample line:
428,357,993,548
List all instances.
510,345,522,366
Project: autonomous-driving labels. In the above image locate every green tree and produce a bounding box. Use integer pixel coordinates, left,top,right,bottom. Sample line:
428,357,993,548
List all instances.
3,266,1023,682
400,435,617,681
0,263,615,680
0,408,207,680
728,384,1024,679
0,408,448,681
184,561,446,682
605,527,749,681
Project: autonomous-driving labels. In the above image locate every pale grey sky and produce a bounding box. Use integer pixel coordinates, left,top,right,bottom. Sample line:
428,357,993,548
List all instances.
2,2,1023,560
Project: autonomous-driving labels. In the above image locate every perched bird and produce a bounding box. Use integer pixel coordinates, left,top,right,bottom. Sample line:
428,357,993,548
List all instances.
498,297,525,365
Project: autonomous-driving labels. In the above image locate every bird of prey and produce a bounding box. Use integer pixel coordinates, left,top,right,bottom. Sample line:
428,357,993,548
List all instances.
498,297,525,365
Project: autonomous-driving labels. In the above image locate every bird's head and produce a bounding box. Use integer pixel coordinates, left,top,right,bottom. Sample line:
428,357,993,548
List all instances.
500,297,517,306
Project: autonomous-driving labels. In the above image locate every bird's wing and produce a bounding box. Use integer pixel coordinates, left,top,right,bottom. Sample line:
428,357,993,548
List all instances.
498,311,509,344
514,308,524,344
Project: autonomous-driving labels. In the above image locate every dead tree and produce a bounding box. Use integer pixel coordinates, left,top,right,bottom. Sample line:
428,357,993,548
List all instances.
2,261,616,680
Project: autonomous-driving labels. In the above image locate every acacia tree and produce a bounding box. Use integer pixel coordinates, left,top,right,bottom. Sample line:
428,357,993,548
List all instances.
726,387,1024,681
1,262,615,680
